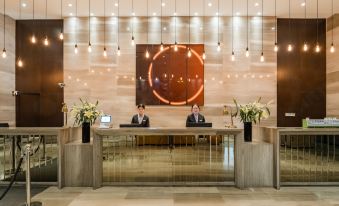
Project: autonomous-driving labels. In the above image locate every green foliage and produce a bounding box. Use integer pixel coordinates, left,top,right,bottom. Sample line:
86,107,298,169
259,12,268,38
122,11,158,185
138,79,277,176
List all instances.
71,99,102,126
234,97,271,123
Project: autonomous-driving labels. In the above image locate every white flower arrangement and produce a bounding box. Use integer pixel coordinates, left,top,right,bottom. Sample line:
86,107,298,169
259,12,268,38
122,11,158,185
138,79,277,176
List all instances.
234,97,272,123
71,99,102,126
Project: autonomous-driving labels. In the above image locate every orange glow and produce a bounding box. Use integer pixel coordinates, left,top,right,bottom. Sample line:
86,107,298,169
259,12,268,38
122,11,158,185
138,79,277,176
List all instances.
148,63,153,87
187,85,204,103
153,90,169,104
170,101,187,105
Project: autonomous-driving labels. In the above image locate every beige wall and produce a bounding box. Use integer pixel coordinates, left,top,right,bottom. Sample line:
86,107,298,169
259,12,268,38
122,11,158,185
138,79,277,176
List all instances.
327,14,339,118
0,15,15,126
64,16,277,128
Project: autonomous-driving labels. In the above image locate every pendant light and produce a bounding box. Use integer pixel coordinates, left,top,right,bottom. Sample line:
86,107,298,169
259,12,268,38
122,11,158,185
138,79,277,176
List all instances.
330,0,335,53
17,0,23,66
2,0,6,58
131,0,135,46
260,0,264,62
160,0,164,51
245,0,249,57
187,0,191,57
43,0,49,46
287,0,292,52
59,0,64,40
74,0,78,54
103,0,107,57
117,0,121,56
302,0,308,51
274,0,278,52
202,0,206,59
145,0,150,58
231,0,235,61
88,0,92,53
217,0,221,52
315,0,320,53
31,0,36,44
174,0,178,52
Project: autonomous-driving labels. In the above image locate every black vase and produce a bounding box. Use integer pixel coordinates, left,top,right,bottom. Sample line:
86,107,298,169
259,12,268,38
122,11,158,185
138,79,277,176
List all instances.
244,122,252,142
82,122,91,143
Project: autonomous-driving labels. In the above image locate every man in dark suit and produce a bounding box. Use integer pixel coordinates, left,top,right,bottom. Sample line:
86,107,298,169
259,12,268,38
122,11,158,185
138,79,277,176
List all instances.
131,104,150,127
186,104,205,126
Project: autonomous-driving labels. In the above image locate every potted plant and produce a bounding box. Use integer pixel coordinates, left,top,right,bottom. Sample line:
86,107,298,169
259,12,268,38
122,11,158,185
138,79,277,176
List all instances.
234,97,271,142
71,99,102,143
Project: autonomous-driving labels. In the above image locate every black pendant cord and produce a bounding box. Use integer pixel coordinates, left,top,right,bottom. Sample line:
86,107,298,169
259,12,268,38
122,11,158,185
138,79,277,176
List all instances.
117,0,120,48
246,0,248,50
274,0,277,44
146,0,148,50
60,0,63,33
288,0,291,44
161,0,163,44
231,0,234,52
132,0,134,39
104,0,106,49
217,0,220,44
89,0,91,45
203,0,205,46
304,0,306,44
331,0,334,44
3,0,5,48
316,0,318,44
75,0,78,45
188,0,190,47
174,0,177,43
261,0,263,54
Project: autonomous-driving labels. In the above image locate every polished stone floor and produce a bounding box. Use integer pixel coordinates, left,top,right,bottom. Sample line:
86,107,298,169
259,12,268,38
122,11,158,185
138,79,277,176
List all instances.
29,186,339,206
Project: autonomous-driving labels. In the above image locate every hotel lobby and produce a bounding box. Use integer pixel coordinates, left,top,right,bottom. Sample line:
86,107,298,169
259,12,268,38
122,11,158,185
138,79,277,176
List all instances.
0,0,339,205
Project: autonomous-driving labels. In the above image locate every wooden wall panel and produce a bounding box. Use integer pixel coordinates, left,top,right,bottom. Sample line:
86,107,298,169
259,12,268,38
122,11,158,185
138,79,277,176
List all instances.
16,20,64,127
64,16,277,128
277,18,326,127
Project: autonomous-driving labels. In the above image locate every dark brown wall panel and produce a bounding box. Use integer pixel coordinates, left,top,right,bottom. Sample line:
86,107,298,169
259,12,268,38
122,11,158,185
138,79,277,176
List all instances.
16,20,64,127
136,44,204,106
277,18,326,127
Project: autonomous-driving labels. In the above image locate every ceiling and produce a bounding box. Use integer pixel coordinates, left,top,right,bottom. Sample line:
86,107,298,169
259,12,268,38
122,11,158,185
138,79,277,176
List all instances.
3,0,339,20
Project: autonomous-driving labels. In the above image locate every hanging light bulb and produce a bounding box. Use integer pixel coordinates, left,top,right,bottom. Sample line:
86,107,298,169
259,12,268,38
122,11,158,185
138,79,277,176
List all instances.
131,36,135,46
145,49,150,58
2,48,6,58
174,42,178,52
217,42,221,52
330,43,335,53
59,32,64,40
245,47,249,57
160,42,164,51
287,44,293,52
274,43,278,52
202,51,206,60
117,46,121,56
17,58,23,67
303,42,308,51
260,52,265,62
231,51,235,61
103,47,107,57
187,48,192,58
44,36,49,46
315,44,320,53
74,44,78,54
31,34,36,44
88,42,92,53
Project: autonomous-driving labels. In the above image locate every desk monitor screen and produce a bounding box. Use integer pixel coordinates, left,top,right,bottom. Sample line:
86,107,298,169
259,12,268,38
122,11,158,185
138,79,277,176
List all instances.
186,122,212,127
101,115,111,123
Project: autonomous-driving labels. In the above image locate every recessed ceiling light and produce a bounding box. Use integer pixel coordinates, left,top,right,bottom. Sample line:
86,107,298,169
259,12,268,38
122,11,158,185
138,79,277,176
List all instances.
22,3,27,7
208,2,212,7
153,12,156,16
194,12,198,16
301,2,306,7
161,2,165,7
236,12,240,16
255,2,259,7
115,3,118,7
68,3,72,7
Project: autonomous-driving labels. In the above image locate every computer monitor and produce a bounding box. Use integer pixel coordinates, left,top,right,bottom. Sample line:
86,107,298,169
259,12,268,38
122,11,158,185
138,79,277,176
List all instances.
99,115,111,128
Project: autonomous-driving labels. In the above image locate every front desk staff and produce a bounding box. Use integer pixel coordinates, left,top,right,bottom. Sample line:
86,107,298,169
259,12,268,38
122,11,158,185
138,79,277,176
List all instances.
186,104,205,126
131,104,150,127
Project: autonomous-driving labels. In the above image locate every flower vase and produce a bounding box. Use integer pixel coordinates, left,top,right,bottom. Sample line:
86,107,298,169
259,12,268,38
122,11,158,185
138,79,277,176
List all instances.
244,122,252,142
82,122,90,143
